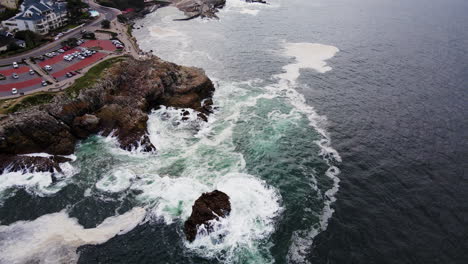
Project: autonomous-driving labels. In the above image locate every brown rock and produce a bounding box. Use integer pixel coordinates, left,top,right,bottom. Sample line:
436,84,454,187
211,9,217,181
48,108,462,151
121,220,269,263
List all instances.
0,57,214,171
0,154,71,174
184,190,231,242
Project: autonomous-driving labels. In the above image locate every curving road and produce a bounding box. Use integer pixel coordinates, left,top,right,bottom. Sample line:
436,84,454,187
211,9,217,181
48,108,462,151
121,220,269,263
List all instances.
0,0,121,65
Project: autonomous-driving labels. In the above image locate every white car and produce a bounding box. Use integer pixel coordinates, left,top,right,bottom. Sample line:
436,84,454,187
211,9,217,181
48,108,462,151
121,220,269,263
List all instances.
45,65,52,71
29,69,35,75
12,62,18,68
11,88,18,95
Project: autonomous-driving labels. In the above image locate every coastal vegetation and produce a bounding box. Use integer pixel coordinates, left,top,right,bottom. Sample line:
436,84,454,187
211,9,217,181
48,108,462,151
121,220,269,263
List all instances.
65,56,128,98
0,92,56,114
97,0,145,10
0,57,127,114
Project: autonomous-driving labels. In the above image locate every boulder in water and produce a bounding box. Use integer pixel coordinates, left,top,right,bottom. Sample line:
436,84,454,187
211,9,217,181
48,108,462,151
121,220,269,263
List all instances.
184,190,231,242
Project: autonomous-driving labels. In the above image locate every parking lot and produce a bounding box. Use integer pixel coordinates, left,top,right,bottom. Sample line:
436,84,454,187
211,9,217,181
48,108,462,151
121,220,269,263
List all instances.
0,63,45,97
0,39,119,97
49,52,108,81
37,45,109,81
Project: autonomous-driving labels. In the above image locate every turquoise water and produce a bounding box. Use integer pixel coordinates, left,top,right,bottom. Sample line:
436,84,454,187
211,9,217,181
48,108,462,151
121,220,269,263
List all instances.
0,1,341,263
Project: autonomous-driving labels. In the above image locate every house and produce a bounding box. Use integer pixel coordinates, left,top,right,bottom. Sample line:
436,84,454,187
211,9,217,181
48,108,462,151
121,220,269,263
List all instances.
1,0,68,35
0,35,26,52
14,38,25,47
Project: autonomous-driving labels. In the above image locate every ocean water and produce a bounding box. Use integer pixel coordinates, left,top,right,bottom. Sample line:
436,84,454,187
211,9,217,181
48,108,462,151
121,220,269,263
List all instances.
1,0,467,263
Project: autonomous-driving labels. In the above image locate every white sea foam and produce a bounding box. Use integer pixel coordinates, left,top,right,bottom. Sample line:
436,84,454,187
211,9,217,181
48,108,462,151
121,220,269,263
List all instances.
0,159,79,203
223,0,279,16
273,42,342,263
95,168,137,193
185,174,281,261
278,42,339,84
0,207,146,264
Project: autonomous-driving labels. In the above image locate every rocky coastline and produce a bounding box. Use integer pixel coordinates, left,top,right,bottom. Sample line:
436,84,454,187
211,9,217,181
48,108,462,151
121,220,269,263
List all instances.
0,57,215,173
127,0,267,21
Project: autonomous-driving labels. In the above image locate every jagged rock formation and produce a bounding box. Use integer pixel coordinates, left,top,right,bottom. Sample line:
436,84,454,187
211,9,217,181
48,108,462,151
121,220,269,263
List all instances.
0,155,71,175
171,0,267,20
172,0,226,19
184,190,231,242
0,57,215,172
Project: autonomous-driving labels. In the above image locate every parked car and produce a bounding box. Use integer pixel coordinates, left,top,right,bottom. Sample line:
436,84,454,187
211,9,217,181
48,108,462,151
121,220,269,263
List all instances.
70,71,77,76
78,55,85,60
45,65,52,71
11,88,18,95
41,80,48,86
29,69,35,75
12,73,19,79
12,62,18,68
57,49,65,53
66,72,73,78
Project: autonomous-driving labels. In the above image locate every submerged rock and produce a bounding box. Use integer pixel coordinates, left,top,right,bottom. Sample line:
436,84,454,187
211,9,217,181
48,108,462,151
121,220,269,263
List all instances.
184,190,231,242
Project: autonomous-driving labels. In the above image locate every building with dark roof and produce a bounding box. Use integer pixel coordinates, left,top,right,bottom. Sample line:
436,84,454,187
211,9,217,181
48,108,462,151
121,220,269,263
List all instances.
1,0,68,35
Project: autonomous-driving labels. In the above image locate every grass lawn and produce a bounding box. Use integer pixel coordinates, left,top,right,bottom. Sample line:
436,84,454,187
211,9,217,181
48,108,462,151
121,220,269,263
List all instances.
0,56,128,114
0,92,57,114
65,56,128,98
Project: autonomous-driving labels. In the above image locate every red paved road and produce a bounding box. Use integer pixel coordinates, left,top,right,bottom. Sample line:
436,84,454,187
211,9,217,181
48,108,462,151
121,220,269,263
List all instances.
0,78,41,92
0,66,30,76
52,52,107,78
82,40,116,51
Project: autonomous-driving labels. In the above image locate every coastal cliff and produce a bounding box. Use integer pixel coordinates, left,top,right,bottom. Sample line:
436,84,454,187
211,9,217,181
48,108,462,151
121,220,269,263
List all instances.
0,57,215,173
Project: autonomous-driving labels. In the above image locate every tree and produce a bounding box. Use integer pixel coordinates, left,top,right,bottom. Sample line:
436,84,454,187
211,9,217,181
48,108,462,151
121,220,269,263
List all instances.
82,32,96,40
117,14,127,23
66,0,89,19
7,42,21,51
61,37,78,47
98,0,145,10
101,19,111,29
15,30,43,48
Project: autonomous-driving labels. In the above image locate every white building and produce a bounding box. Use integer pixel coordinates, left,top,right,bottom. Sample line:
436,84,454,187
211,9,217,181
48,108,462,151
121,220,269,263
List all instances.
1,0,68,35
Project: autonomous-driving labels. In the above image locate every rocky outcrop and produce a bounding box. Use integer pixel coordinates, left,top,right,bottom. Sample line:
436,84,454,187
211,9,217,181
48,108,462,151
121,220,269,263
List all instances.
184,190,231,242
245,0,267,3
172,0,226,19
0,57,215,172
0,155,71,175
171,0,267,20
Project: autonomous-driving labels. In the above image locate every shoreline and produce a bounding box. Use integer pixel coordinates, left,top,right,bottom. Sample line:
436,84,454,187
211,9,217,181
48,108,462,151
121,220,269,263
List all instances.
0,3,220,174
